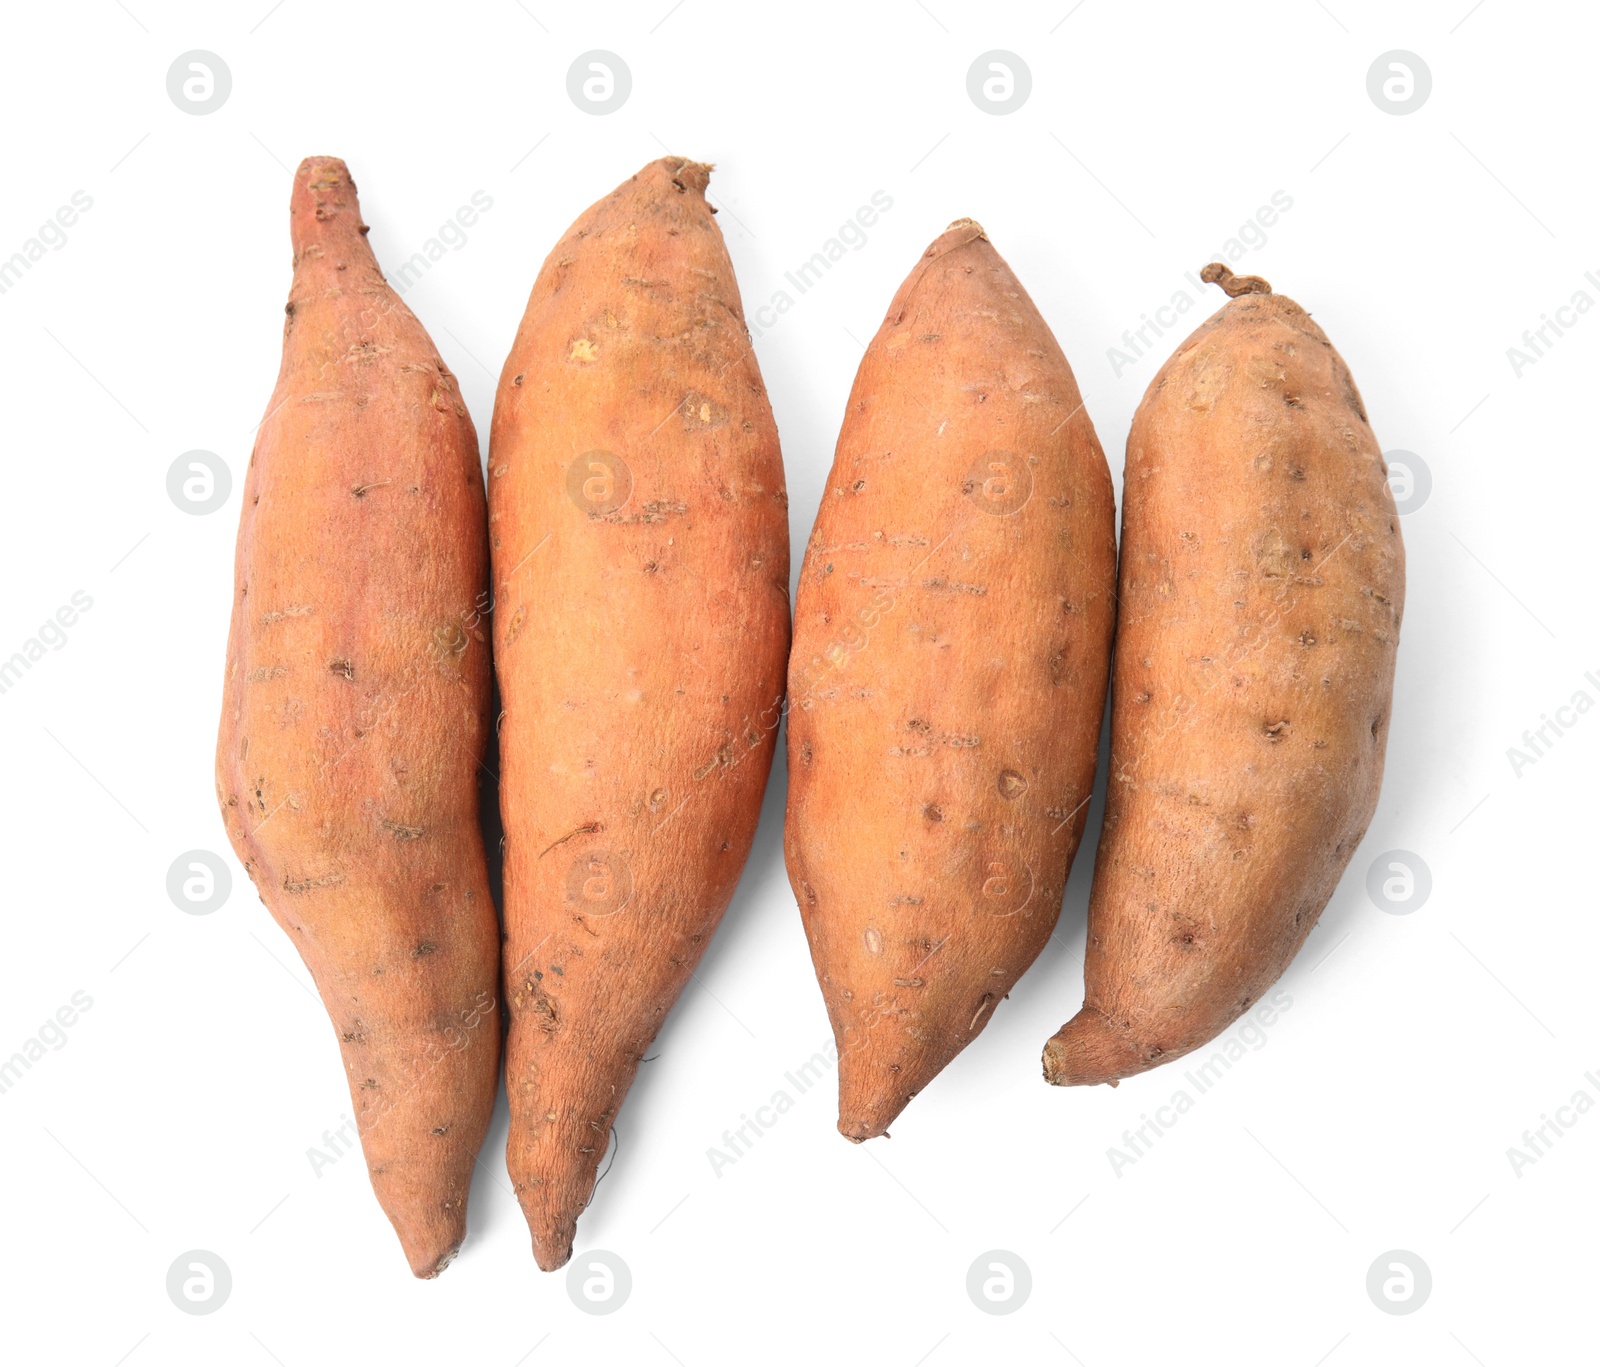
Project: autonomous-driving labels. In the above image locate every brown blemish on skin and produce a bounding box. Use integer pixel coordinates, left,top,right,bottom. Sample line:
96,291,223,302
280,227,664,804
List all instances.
283,871,345,894
539,822,601,858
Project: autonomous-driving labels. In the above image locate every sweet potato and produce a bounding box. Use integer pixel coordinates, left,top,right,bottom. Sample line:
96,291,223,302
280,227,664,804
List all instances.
784,220,1117,1141
489,157,789,1270
1043,264,1404,1087
215,157,500,1278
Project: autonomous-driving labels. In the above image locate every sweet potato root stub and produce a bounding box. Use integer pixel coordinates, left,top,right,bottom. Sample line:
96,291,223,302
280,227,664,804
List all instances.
489,158,790,1271
1042,266,1404,1088
215,159,501,1277
784,221,1117,1141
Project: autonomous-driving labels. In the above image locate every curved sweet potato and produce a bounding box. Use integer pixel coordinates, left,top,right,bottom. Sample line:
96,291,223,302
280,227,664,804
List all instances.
1043,264,1404,1087
216,157,500,1278
785,220,1117,1141
489,157,790,1270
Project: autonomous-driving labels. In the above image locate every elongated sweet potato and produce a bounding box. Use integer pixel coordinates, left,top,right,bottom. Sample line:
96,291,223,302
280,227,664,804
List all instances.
785,220,1117,1141
216,157,500,1277
489,157,790,1270
1043,264,1404,1087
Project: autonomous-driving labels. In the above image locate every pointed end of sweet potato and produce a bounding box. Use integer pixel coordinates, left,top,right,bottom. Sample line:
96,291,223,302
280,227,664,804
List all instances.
527,1214,577,1272
509,1158,585,1272
663,156,712,194
388,1211,467,1280
835,1049,917,1143
289,155,374,263
1042,1006,1144,1087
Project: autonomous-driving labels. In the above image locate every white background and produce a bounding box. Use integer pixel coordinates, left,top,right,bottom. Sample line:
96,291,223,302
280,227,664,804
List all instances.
1,1,1594,1362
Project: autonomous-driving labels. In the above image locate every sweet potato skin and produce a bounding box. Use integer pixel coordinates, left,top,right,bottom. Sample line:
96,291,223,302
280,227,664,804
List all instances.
215,158,500,1278
1043,278,1404,1087
489,158,789,1271
785,222,1117,1141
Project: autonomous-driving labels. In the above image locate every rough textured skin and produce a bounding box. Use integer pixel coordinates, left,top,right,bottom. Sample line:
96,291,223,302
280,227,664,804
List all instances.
489,158,790,1271
785,221,1117,1141
1043,268,1404,1087
215,159,501,1277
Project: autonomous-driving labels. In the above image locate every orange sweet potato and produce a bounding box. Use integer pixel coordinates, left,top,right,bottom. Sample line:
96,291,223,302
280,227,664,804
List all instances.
1043,264,1404,1088
784,220,1117,1141
216,157,500,1277
489,158,790,1270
